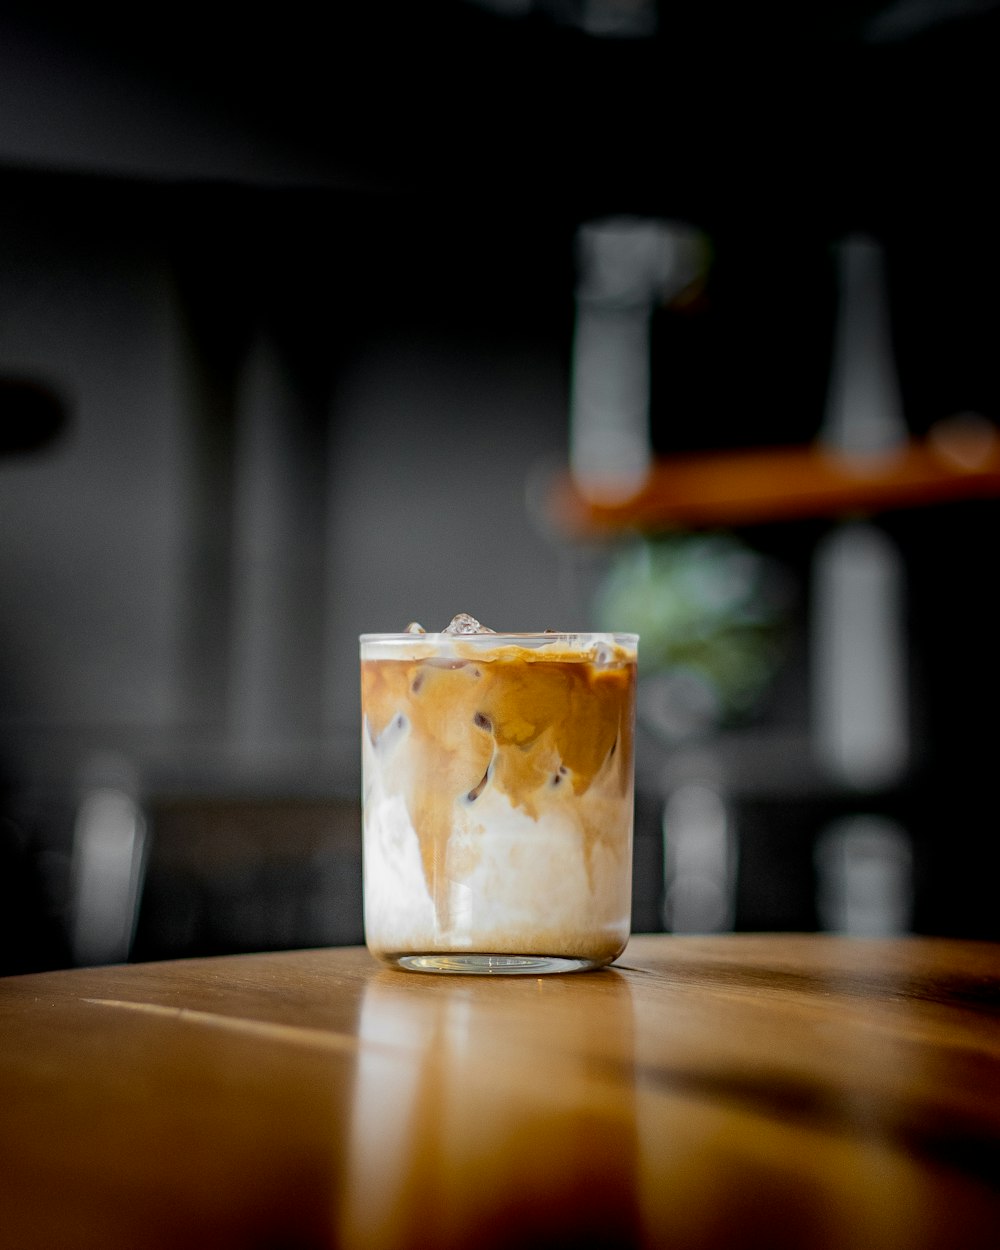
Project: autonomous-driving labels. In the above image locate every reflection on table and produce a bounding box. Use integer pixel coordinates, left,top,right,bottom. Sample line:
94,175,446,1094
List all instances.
1,934,998,1250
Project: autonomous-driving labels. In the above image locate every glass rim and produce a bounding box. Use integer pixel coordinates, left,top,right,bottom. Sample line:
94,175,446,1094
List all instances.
360,630,638,644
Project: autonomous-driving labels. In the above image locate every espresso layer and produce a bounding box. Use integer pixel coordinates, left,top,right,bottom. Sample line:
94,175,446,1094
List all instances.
362,649,634,895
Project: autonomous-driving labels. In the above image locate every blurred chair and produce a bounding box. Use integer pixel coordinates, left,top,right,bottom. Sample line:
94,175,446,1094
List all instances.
67,753,364,965
131,795,364,961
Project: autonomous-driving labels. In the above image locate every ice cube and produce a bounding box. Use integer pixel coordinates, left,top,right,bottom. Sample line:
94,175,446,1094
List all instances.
405,622,426,634
591,640,616,667
443,613,495,635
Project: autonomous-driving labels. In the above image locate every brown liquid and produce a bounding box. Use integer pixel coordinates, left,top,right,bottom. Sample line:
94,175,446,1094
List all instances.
361,645,636,911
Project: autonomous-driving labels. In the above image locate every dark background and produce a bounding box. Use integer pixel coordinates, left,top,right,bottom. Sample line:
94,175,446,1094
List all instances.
2,1,998,970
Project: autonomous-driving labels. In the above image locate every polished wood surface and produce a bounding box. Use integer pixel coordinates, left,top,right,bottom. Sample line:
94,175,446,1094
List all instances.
2,935,998,1249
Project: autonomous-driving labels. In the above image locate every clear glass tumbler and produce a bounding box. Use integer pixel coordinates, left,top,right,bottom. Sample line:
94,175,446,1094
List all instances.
360,630,638,974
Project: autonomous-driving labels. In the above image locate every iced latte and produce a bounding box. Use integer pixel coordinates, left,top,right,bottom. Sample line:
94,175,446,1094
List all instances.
360,615,638,973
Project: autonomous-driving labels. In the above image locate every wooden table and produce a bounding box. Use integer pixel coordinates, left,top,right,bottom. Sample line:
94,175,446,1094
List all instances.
2,935,998,1250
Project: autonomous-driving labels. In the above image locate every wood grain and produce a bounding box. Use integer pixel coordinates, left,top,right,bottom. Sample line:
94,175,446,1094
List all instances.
2,935,998,1249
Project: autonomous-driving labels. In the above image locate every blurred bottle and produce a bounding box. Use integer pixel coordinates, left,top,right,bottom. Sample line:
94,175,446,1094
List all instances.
815,815,913,936
813,234,913,935
570,217,708,503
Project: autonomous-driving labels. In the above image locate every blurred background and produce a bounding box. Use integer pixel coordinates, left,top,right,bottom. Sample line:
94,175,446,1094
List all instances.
2,0,998,974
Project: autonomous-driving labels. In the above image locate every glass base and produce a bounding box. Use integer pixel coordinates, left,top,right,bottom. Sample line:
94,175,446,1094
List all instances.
395,953,601,975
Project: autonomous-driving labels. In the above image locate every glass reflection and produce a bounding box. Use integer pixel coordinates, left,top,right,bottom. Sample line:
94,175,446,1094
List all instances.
337,970,641,1250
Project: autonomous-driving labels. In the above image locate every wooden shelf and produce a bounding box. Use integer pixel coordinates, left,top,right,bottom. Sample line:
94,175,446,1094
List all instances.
547,431,1000,536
